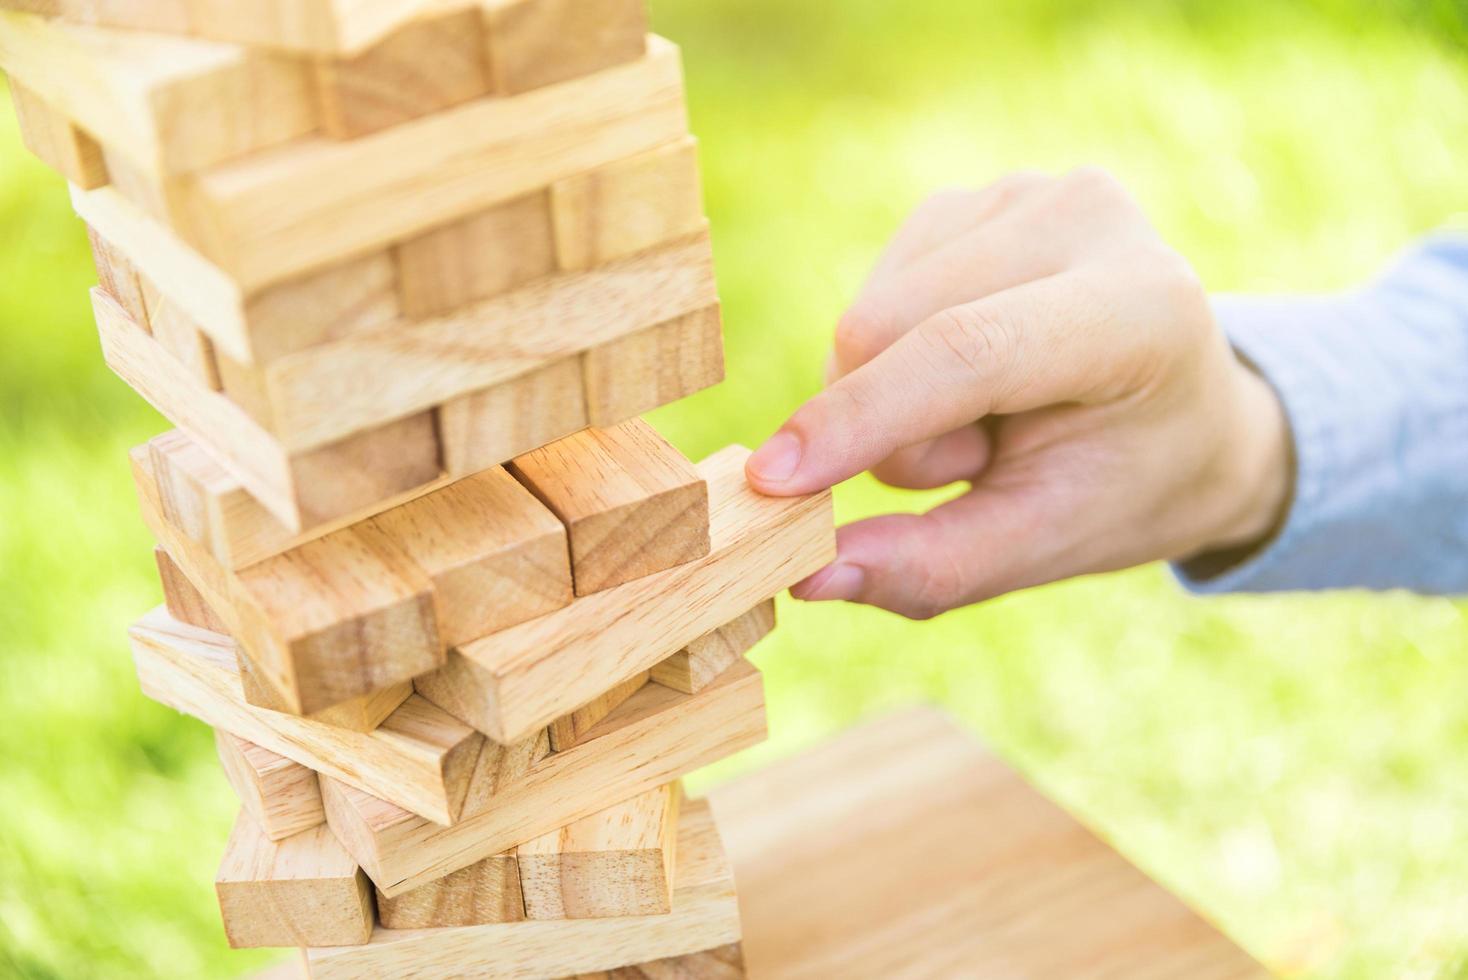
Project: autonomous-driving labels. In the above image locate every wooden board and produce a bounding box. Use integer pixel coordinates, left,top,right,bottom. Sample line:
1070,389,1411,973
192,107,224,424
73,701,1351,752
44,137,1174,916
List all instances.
326,659,763,896
548,671,648,752
215,814,373,949
376,852,525,929
304,798,739,979
518,783,679,919
139,278,222,391
581,303,724,427
652,601,774,695
7,78,106,187
566,943,745,980
708,708,1266,979
0,11,315,174
508,420,709,595
172,36,686,290
438,357,589,479
484,0,647,95
417,447,832,744
236,648,414,734
312,8,489,139
365,467,574,645
129,609,483,825
215,731,325,842
551,137,704,271
87,227,148,325
154,546,227,633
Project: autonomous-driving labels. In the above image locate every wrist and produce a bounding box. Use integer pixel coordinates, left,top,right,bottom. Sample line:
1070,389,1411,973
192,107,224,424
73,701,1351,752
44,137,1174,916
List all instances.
1203,358,1295,554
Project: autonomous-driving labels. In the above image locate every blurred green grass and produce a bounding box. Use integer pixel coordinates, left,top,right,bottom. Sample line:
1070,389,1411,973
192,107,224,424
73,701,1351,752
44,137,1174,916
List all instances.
0,1,1465,976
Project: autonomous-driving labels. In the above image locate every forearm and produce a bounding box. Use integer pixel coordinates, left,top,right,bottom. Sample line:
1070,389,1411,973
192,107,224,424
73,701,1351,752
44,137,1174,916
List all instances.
1176,235,1468,595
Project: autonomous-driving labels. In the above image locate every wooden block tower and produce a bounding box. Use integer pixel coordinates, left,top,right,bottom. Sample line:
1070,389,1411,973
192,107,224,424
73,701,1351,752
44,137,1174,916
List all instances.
0,4,835,975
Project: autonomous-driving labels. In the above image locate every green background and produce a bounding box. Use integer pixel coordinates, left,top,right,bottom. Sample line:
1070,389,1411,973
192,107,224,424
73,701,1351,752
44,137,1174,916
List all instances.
2,1,1466,976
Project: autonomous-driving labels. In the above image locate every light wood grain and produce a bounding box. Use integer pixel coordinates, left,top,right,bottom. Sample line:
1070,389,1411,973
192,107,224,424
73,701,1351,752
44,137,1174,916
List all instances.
509,419,709,595
566,943,745,980
313,8,489,139
484,0,647,95
154,546,228,633
129,608,482,825
394,189,555,318
215,731,326,841
548,671,648,752
0,10,315,174
519,782,678,919
366,467,574,645
652,601,774,695
87,228,147,325
552,137,704,271
709,708,1266,979
581,303,724,427
438,357,589,477
215,814,372,948
330,659,762,896
7,79,105,187
242,229,715,453
236,648,413,733
174,36,686,290
376,852,524,929
418,446,831,744
140,278,221,391
305,798,739,979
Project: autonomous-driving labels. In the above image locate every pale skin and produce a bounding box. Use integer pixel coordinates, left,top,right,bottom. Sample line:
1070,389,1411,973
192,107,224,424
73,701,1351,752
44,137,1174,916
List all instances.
745,167,1294,620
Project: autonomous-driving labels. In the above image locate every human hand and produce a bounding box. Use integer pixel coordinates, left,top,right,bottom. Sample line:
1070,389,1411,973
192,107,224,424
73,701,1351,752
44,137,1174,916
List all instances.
746,168,1292,619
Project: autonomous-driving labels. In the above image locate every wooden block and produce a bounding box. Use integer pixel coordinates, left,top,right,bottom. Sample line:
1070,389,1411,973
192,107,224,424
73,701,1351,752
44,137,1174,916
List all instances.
508,419,710,595
417,447,831,744
376,853,524,929
130,608,486,825
438,358,588,477
141,278,222,391
652,601,774,696
518,783,678,919
246,231,714,454
134,437,443,715
243,251,401,364
313,8,489,139
215,731,326,841
0,11,316,175
97,288,444,530
366,467,573,645
325,659,763,896
552,137,704,271
154,546,228,633
87,228,147,325
305,798,740,979
484,0,647,95
567,943,745,979
236,647,413,733
7,79,106,187
548,671,647,752
582,303,724,427
173,37,686,291
215,814,373,949
394,190,555,319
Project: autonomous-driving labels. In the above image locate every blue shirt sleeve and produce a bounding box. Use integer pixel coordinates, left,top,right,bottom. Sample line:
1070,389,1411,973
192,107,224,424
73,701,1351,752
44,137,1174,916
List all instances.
1174,234,1468,595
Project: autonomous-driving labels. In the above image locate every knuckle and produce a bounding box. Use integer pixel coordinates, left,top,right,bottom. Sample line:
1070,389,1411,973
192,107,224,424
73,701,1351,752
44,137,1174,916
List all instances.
1063,164,1124,197
901,548,969,620
1142,247,1211,334
927,305,1016,384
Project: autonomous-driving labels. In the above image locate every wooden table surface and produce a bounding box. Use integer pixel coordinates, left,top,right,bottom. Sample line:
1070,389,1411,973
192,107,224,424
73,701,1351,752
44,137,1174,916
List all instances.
709,707,1268,980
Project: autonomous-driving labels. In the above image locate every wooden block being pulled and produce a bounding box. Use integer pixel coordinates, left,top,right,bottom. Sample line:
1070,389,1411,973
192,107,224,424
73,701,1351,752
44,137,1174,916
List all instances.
0,11,316,175
394,190,555,319
508,419,709,595
438,358,588,478
551,137,704,271
326,659,762,896
653,600,775,695
566,943,745,980
548,671,648,752
7,79,106,187
215,731,325,841
417,447,831,744
129,608,483,825
313,8,490,139
581,303,724,427
215,814,372,949
366,467,573,645
519,783,679,919
484,0,647,95
305,798,739,979
376,852,524,929
154,546,228,633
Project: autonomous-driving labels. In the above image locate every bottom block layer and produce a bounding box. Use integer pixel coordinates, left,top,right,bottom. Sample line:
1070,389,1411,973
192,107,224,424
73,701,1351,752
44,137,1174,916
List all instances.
303,798,739,979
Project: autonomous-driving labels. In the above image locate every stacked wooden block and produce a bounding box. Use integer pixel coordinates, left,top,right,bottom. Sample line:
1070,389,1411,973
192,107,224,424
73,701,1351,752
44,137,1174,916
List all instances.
0,3,835,976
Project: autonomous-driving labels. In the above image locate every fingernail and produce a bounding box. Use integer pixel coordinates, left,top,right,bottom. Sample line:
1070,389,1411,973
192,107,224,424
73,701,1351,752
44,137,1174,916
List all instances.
748,430,802,484
792,562,865,602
